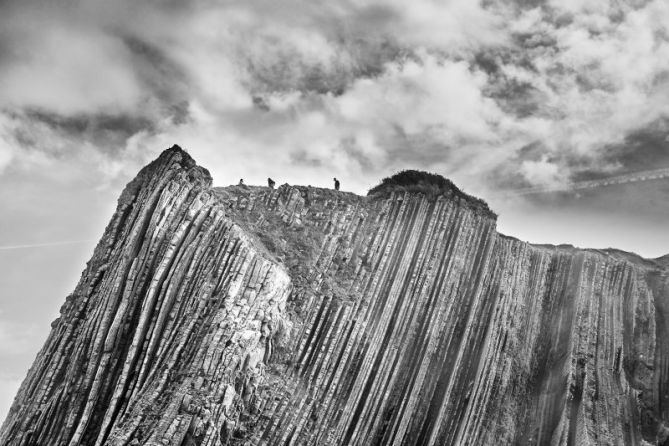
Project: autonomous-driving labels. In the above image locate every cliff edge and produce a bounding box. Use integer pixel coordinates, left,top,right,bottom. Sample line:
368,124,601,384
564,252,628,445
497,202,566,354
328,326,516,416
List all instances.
1,146,668,446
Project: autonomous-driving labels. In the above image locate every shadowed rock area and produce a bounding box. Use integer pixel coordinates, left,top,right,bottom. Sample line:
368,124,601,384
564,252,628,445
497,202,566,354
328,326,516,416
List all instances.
1,145,668,445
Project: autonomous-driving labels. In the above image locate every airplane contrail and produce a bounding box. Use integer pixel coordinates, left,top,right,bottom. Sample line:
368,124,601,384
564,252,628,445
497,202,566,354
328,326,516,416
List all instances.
505,167,669,197
0,239,95,251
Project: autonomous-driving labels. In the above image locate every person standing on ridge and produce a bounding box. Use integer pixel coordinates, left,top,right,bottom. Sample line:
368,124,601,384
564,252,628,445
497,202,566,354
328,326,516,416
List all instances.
238,179,244,186
333,178,340,191
267,178,275,189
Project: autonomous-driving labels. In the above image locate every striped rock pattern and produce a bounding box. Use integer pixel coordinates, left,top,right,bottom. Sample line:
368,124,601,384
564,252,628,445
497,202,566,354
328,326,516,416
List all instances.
1,146,668,446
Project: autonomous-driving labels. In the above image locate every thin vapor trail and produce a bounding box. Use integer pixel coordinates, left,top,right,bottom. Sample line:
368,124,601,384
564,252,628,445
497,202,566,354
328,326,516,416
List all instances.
505,167,669,197
0,240,95,251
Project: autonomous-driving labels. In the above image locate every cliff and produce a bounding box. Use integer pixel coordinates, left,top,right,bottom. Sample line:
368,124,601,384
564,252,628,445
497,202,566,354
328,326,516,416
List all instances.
1,146,668,446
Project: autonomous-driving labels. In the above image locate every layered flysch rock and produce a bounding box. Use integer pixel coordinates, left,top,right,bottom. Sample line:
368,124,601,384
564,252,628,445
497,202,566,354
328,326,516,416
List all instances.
1,146,668,446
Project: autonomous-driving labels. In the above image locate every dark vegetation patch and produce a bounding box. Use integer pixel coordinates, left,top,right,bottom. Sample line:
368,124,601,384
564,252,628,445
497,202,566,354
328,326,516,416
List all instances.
367,170,495,217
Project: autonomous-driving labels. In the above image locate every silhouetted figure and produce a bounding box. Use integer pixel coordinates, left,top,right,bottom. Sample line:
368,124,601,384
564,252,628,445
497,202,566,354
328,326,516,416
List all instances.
268,178,275,189
333,177,340,191
238,179,244,186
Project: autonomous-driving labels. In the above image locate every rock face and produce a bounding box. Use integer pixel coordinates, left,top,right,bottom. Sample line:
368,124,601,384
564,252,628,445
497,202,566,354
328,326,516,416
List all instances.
1,146,668,446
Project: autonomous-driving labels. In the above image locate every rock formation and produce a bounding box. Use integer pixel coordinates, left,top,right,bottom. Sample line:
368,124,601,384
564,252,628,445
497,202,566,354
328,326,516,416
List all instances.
1,145,668,445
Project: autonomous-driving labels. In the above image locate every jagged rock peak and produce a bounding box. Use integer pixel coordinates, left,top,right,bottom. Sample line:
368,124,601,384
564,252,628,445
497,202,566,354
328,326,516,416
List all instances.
148,144,212,184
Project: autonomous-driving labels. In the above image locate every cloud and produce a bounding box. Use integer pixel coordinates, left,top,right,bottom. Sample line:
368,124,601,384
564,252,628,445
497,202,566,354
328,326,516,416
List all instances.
477,0,669,188
0,240,94,251
0,8,143,116
519,157,567,187
1,0,669,196
0,117,17,174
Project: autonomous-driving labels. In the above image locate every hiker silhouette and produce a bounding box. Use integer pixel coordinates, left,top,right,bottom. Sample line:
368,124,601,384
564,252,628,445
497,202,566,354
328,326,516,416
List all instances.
333,178,340,191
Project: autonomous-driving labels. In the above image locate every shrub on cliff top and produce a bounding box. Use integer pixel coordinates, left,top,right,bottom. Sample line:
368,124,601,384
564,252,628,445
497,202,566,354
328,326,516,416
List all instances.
367,170,494,215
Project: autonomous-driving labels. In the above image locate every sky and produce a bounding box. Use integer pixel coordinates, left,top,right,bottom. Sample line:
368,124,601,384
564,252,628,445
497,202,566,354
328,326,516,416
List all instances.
2,0,669,421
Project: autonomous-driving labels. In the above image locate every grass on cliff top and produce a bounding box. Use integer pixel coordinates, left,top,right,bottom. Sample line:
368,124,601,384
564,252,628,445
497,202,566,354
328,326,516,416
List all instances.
367,170,494,215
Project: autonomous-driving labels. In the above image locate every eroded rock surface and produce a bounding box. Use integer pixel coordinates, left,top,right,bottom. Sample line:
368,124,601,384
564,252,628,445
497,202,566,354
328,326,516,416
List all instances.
1,146,668,445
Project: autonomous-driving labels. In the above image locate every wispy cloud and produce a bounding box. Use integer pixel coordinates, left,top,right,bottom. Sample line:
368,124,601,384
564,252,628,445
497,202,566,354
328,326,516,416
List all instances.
0,240,95,251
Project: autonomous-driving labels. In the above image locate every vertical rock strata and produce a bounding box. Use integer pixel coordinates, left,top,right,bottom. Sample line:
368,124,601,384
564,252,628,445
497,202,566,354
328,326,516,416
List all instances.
1,146,667,445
